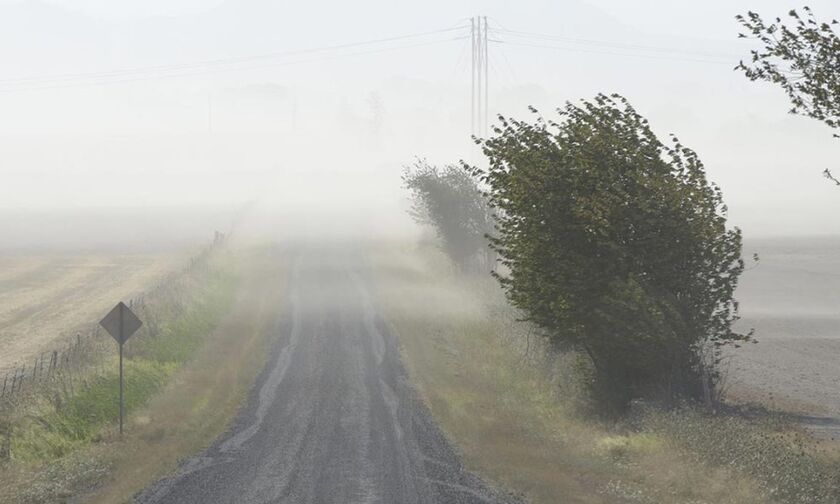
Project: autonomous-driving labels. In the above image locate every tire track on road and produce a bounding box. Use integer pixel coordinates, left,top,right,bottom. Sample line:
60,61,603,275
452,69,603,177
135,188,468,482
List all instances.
137,248,520,504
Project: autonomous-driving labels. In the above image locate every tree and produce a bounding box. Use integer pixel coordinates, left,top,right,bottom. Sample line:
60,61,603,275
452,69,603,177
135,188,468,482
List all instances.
736,7,840,183
469,95,752,412
403,161,494,270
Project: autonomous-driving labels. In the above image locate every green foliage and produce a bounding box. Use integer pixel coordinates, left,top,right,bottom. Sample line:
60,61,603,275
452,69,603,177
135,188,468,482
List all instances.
736,7,840,183
129,268,234,364
737,7,840,131
642,406,840,503
469,94,751,411
12,361,174,462
6,257,236,463
403,160,494,270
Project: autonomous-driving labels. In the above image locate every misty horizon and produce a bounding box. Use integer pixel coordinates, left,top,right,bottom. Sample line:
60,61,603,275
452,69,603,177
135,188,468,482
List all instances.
0,0,837,240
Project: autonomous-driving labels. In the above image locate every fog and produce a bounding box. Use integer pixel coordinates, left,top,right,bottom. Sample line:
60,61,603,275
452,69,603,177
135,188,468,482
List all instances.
5,4,840,501
0,0,838,249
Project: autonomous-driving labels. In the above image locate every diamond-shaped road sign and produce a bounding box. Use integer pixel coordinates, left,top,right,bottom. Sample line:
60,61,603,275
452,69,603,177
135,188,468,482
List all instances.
100,302,143,345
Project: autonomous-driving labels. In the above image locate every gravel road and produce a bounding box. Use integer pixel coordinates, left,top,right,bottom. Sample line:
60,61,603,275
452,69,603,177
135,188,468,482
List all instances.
136,250,518,504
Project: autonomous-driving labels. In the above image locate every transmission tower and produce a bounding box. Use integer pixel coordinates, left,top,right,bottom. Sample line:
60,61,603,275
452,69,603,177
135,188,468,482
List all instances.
471,16,489,138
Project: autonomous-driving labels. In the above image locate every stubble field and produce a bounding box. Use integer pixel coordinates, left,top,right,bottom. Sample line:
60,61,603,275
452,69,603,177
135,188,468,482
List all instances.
0,253,187,374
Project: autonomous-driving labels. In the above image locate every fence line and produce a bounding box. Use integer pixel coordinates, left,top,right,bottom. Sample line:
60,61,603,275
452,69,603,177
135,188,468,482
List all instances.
0,235,226,403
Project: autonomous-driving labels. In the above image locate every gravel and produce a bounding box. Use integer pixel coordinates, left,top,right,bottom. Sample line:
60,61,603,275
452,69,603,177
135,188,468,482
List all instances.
136,249,520,504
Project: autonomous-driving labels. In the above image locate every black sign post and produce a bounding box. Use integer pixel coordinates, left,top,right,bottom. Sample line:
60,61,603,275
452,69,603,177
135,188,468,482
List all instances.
99,302,142,435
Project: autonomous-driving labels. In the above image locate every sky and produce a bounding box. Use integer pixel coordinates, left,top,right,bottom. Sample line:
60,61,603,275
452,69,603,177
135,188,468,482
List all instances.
0,0,838,241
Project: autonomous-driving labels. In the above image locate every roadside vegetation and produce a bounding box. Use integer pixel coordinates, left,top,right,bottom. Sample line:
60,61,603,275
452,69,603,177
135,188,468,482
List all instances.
404,94,751,414
5,253,233,464
372,243,840,504
395,90,840,502
736,6,840,183
471,94,752,413
0,253,183,374
0,244,286,503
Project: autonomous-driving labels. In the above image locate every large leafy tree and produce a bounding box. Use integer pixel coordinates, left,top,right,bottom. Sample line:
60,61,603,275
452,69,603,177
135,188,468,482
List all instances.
470,95,751,411
403,161,494,270
736,7,840,182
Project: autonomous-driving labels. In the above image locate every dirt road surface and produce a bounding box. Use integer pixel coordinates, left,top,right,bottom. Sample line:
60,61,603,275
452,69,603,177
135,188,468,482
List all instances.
137,249,517,504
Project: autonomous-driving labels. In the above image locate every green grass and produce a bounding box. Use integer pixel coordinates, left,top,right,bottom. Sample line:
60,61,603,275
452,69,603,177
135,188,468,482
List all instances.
372,242,840,504
369,243,783,504
639,406,840,503
3,253,237,465
129,267,235,365
0,246,289,504
11,360,175,462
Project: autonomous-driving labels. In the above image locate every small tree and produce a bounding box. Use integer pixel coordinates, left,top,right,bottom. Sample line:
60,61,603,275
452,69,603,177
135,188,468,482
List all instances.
736,7,840,182
470,95,752,412
403,161,493,270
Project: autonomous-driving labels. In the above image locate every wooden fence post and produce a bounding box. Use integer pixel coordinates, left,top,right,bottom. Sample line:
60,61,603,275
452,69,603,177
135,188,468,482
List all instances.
0,420,10,462
66,361,74,397
16,366,24,393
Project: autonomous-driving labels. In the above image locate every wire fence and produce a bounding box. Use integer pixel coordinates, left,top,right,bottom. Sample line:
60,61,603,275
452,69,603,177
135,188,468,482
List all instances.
0,232,226,407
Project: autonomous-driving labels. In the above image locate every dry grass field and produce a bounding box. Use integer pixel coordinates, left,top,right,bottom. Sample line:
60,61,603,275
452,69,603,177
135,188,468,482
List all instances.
0,253,188,374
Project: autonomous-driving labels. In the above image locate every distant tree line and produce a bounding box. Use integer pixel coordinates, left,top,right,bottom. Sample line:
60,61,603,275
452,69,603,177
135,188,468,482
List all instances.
406,94,752,414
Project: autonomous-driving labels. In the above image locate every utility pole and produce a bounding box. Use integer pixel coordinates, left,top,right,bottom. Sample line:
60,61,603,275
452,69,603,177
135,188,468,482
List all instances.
470,16,489,139
471,17,476,138
476,17,483,138
484,15,489,137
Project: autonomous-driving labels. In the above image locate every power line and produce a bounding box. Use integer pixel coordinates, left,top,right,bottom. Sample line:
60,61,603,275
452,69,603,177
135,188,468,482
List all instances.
471,17,476,137
484,15,489,137
0,35,468,93
494,40,519,85
486,50,514,89
444,32,470,85
0,25,469,90
491,40,735,66
492,27,741,61
470,16,489,138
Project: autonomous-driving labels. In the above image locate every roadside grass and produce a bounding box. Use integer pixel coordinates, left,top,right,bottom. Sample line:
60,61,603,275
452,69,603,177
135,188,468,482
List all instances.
0,253,187,374
368,242,838,504
641,407,840,503
5,254,234,466
83,245,285,504
10,359,174,463
0,245,285,503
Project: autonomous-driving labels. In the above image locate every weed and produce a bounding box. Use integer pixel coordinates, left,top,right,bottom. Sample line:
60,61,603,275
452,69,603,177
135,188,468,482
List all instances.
371,243,769,504
0,252,236,465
